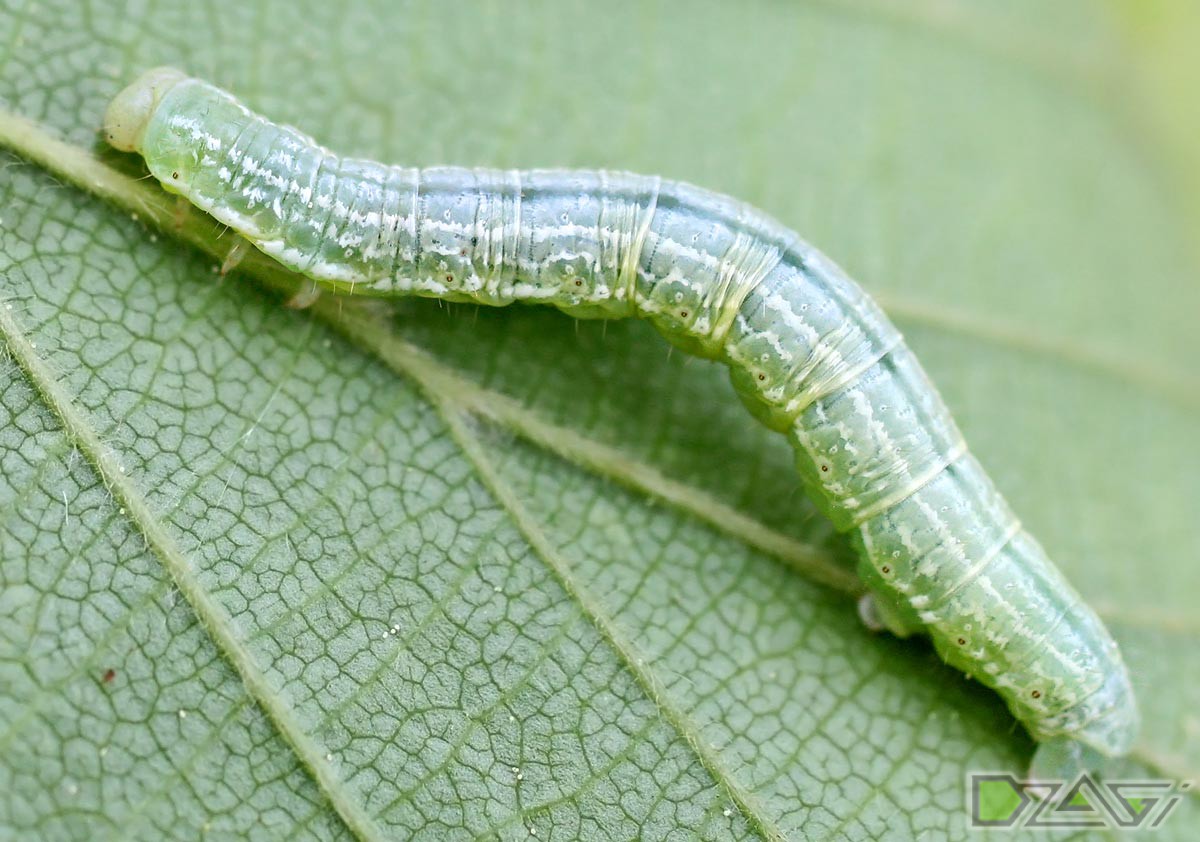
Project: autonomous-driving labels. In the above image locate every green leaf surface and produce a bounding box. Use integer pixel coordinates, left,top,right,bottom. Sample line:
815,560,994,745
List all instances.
1,1,1198,839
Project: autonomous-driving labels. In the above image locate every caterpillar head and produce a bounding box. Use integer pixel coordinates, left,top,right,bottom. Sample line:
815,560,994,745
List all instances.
104,66,189,152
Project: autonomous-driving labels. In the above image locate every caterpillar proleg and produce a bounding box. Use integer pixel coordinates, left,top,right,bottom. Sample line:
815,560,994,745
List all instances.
104,67,1138,779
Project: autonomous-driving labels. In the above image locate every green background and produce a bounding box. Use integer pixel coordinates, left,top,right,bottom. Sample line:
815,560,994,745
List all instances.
1,1,1198,839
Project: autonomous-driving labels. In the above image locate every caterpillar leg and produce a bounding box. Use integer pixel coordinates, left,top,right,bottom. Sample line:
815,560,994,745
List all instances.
220,238,249,276
855,558,925,638
285,284,321,310
1028,737,1104,784
173,194,190,230
856,593,923,638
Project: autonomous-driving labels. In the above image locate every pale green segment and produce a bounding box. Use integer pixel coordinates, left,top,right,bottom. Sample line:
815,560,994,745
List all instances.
131,73,1137,761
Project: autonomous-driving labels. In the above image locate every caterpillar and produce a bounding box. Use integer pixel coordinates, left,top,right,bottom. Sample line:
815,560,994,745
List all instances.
104,67,1138,780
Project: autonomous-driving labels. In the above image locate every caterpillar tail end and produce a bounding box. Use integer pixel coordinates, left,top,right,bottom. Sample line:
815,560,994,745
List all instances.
1029,659,1139,785
104,66,188,151
1026,670,1140,797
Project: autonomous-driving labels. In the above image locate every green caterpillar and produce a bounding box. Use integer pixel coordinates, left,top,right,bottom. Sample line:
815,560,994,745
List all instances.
104,67,1138,780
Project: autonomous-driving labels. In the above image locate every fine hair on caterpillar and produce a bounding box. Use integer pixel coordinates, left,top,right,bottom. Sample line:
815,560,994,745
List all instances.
105,66,1139,782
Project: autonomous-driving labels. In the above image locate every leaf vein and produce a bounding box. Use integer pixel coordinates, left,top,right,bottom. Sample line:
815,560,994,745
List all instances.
436,401,790,842
0,302,386,842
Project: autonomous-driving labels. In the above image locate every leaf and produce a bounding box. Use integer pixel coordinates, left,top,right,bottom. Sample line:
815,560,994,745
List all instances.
1,1,1198,840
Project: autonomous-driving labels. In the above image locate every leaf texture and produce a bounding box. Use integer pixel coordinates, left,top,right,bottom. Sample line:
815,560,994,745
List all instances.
1,1,1198,839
